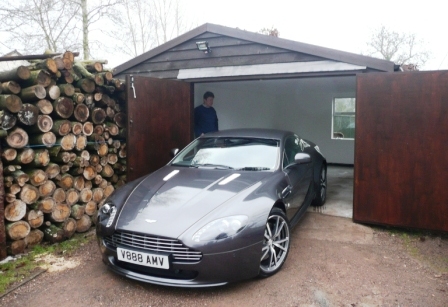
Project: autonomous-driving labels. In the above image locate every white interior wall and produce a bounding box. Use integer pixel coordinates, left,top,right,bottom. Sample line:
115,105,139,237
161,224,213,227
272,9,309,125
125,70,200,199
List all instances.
194,82,278,129
194,76,356,164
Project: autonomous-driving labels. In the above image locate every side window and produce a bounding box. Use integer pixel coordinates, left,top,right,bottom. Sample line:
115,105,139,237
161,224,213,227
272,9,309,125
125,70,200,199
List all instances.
283,136,301,168
332,97,355,140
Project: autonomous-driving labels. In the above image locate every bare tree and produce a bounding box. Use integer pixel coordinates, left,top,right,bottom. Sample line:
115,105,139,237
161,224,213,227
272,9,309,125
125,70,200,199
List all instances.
0,0,120,60
0,0,80,54
66,0,120,60
152,0,189,45
109,0,156,58
366,25,430,69
259,27,280,37
110,0,192,59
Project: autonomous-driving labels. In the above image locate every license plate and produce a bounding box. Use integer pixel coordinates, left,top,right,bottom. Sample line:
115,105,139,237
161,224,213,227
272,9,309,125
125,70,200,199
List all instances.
117,247,169,269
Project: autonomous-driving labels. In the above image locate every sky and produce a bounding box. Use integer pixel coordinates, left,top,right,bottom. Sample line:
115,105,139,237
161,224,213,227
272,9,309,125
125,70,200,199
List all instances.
1,0,446,71
118,0,446,71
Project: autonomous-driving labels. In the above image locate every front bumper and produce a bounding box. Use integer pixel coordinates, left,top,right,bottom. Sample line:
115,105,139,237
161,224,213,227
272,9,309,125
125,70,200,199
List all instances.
98,237,263,288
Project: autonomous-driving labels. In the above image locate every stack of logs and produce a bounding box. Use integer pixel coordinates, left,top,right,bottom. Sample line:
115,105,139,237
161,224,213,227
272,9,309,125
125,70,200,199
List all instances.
0,51,127,255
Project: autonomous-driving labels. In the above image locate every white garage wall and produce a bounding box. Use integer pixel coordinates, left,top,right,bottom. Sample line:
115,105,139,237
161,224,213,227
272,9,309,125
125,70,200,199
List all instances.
194,82,278,129
194,76,356,164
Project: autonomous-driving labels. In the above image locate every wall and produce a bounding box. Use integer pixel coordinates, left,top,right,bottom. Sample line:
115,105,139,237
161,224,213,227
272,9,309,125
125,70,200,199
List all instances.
195,76,356,164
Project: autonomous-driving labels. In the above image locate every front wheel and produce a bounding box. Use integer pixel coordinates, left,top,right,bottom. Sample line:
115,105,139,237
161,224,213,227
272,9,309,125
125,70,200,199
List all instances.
259,208,290,278
311,164,327,207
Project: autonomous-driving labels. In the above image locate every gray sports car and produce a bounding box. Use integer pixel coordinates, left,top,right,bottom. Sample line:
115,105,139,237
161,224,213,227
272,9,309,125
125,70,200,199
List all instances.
96,128,327,287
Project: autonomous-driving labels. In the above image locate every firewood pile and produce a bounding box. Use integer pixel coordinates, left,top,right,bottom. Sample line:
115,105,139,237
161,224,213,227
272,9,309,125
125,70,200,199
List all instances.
0,51,127,255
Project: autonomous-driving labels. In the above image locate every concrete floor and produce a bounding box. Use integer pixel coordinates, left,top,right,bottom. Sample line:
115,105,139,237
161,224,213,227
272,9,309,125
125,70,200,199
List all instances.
308,165,354,219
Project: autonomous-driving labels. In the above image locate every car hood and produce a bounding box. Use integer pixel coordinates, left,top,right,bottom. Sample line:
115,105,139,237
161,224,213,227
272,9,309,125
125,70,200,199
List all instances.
115,167,270,238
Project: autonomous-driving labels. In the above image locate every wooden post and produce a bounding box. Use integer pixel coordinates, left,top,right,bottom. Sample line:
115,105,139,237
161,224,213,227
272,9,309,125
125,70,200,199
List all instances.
0,143,7,260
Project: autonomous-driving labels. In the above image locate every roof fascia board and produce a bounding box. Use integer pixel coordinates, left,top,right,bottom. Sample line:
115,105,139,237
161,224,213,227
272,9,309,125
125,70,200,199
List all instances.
178,70,361,83
177,61,366,80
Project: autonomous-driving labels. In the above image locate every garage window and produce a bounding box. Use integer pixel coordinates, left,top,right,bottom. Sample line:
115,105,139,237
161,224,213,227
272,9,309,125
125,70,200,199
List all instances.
332,97,355,140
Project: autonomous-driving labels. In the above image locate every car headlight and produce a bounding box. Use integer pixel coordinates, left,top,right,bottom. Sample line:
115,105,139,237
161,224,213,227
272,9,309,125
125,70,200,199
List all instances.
99,202,117,228
192,215,248,242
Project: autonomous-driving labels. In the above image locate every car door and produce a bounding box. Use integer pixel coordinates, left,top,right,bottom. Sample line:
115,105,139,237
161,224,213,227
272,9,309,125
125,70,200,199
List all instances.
282,135,313,220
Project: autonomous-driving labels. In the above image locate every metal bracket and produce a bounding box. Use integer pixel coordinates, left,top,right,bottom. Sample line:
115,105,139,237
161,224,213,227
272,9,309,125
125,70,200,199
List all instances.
130,75,136,98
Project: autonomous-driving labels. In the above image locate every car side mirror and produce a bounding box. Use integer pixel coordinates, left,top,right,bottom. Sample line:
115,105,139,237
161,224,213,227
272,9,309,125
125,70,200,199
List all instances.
294,153,311,164
170,148,179,157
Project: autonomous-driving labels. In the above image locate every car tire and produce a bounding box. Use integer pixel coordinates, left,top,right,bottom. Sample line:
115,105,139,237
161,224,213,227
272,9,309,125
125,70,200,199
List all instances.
311,164,327,207
259,208,290,278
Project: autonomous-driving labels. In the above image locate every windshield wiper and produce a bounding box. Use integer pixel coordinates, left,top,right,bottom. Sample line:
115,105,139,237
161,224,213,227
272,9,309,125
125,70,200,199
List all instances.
191,163,234,169
237,167,271,171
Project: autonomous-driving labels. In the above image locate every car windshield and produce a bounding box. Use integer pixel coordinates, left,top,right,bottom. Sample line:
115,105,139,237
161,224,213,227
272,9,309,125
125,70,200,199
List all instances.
171,137,280,170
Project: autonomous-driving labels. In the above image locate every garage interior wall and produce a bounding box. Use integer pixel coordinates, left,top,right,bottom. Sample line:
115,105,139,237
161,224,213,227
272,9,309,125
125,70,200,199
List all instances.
194,76,356,164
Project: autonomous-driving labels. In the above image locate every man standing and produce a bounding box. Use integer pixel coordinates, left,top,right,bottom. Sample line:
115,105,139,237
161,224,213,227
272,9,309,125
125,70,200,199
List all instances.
194,91,218,137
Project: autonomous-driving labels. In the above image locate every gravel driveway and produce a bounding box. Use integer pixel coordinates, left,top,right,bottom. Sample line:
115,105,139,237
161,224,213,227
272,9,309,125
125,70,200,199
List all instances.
1,212,447,307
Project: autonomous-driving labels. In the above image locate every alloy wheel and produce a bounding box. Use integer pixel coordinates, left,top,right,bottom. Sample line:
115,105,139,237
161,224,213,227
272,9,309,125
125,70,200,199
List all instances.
259,210,290,276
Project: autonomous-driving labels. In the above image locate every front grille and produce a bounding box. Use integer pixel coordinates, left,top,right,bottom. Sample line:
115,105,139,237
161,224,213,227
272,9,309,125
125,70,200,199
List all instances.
104,231,202,262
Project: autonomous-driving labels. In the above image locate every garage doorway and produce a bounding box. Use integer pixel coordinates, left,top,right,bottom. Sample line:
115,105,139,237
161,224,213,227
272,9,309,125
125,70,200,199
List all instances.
194,77,356,165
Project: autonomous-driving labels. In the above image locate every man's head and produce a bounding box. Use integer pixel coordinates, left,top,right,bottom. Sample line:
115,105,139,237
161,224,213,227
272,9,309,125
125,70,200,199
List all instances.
203,91,214,107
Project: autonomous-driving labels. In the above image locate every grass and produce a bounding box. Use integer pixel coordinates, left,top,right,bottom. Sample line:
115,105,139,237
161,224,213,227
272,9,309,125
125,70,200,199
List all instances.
0,232,94,295
399,232,421,258
380,226,448,273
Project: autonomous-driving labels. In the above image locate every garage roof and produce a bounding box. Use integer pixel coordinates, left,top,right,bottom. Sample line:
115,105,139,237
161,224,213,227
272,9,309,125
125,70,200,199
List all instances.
114,23,395,81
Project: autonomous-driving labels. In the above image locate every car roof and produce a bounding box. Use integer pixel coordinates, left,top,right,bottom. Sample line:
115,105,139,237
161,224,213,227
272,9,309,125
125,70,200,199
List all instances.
201,128,294,140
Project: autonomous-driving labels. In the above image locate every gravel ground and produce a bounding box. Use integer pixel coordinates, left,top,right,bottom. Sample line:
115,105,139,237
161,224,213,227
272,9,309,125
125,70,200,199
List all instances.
1,212,447,307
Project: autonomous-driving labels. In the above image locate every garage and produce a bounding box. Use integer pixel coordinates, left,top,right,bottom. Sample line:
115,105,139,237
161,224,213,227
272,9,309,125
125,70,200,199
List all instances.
113,23,393,220
114,23,395,170
114,23,447,232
